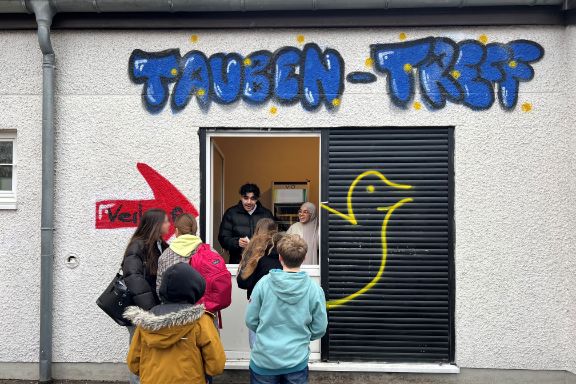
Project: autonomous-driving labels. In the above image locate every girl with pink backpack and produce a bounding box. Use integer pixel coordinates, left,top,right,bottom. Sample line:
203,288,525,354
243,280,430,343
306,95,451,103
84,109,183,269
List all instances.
156,213,232,329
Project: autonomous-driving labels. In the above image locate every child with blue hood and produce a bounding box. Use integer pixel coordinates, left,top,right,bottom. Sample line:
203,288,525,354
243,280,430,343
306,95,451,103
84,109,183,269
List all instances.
245,234,328,384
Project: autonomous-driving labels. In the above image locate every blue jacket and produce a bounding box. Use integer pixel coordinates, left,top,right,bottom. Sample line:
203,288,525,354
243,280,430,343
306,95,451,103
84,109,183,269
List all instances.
245,269,328,375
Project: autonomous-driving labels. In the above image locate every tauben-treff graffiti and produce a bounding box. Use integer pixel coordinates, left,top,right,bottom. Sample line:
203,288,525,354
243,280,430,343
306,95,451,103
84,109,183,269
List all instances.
129,37,543,113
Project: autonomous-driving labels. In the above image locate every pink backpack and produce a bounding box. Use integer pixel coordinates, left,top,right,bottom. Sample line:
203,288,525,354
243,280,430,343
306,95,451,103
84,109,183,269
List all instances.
189,244,232,324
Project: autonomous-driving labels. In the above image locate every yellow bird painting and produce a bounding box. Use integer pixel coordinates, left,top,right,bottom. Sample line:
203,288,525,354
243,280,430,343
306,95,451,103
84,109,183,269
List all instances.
320,170,414,309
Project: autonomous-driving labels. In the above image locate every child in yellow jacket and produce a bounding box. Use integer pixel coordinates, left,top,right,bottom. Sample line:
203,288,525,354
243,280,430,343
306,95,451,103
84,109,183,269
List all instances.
124,262,226,384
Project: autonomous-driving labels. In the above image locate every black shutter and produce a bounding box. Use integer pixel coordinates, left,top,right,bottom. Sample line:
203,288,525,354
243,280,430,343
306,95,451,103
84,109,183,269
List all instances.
321,127,454,363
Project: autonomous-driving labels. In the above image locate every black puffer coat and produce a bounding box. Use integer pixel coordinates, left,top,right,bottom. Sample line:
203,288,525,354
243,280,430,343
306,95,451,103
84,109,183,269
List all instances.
218,202,274,264
122,239,168,310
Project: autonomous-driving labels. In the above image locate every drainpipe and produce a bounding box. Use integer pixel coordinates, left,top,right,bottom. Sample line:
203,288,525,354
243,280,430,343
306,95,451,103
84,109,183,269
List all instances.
28,0,56,382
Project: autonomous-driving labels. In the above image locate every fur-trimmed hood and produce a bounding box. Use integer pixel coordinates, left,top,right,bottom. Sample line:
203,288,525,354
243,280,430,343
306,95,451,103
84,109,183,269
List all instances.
124,304,206,349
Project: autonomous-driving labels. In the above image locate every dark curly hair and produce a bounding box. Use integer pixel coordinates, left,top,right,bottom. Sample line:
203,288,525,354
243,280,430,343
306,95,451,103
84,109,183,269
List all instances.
239,183,260,199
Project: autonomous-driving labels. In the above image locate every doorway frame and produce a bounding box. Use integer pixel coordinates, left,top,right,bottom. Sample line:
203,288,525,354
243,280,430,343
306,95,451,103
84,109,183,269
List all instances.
199,127,324,360
199,127,323,249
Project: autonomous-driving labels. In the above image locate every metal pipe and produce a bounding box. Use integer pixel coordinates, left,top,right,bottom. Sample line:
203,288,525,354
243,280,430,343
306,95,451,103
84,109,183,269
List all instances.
28,0,55,382
0,0,566,13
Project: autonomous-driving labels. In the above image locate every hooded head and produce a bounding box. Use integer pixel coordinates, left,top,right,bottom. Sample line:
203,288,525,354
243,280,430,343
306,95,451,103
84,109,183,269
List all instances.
268,269,312,305
159,263,206,305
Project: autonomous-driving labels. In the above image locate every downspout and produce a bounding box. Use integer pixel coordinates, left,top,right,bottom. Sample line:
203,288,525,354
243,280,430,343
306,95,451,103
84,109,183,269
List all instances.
28,0,56,383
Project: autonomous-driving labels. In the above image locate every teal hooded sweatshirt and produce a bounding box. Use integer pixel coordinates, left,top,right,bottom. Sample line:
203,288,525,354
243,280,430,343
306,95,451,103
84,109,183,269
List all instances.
245,269,328,375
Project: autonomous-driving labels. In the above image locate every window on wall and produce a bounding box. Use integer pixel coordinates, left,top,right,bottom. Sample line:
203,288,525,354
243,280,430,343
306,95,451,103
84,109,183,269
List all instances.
0,132,16,209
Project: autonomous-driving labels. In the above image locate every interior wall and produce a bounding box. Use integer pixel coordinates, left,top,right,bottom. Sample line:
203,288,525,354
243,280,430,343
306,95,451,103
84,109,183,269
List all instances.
213,136,320,213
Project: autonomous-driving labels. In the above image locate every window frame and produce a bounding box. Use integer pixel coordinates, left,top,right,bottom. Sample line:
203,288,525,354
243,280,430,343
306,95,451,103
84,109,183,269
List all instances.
200,128,322,267
0,131,17,209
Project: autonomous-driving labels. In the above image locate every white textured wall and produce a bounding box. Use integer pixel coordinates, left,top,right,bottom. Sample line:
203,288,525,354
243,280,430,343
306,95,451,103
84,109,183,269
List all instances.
0,26,574,372
0,32,42,364
564,25,576,375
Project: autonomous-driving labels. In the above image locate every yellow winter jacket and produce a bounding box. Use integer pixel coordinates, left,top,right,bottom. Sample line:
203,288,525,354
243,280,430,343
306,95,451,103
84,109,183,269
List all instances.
125,304,226,384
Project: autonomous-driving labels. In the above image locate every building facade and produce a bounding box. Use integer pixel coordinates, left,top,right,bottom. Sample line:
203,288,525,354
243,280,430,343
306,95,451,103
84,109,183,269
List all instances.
0,5,575,381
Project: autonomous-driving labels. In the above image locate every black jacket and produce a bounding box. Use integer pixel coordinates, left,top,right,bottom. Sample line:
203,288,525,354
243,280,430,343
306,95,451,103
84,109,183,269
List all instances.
218,201,274,264
236,247,282,299
122,238,168,310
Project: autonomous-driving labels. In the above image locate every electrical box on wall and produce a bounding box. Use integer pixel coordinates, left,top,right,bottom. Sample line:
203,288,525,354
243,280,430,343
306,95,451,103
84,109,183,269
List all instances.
272,181,310,231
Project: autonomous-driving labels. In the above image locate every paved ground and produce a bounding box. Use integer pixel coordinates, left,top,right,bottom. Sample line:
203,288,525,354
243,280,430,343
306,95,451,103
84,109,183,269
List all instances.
0,370,244,384
0,381,135,384
0,382,125,384
2,369,576,384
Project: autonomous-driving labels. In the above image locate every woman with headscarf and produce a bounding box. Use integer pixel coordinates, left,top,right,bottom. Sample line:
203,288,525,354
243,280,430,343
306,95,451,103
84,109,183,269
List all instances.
286,202,319,265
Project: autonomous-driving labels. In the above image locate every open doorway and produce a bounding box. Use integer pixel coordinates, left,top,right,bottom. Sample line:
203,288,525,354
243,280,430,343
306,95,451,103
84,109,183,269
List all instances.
203,131,322,362
212,135,320,261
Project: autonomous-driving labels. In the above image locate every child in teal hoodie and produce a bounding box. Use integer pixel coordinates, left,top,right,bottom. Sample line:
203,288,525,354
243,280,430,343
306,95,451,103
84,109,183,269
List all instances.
245,234,327,384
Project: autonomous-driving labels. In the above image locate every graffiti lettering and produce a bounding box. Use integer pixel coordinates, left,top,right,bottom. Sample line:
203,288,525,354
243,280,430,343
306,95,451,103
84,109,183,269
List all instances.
129,43,345,113
130,49,180,114
372,38,433,107
371,38,544,110
130,37,543,113
106,203,141,224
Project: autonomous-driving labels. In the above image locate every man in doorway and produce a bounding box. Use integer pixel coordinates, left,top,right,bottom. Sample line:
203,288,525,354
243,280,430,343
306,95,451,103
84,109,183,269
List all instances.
218,183,275,264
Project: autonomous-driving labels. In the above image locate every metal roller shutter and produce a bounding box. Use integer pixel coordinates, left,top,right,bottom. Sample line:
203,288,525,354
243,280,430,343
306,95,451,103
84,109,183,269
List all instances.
320,127,455,363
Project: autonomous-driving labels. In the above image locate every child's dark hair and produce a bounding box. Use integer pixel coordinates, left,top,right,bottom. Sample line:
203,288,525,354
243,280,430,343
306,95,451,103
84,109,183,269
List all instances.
277,234,307,268
239,183,260,199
